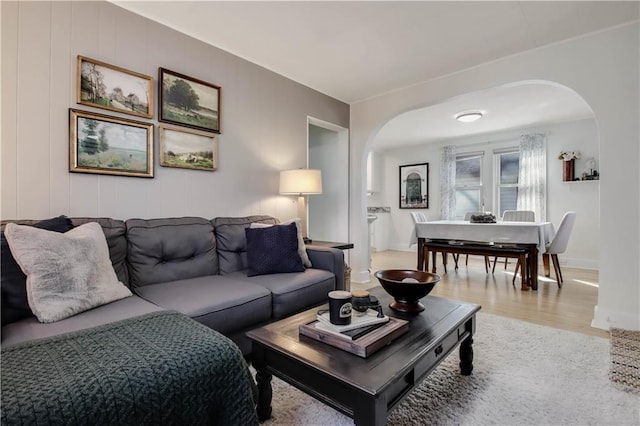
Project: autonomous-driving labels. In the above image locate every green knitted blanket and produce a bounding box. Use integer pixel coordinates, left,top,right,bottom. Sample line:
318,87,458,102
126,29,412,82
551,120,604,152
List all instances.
1,311,258,426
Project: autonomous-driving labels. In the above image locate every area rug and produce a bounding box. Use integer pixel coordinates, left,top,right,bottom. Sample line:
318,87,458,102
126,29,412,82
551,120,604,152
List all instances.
260,312,640,425
611,327,640,391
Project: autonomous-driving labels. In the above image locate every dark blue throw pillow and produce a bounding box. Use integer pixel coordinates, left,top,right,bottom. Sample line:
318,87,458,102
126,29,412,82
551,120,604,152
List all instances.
1,216,75,326
245,222,305,277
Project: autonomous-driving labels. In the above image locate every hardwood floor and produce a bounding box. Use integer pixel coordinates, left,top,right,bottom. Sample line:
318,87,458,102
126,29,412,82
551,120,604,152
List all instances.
351,250,608,339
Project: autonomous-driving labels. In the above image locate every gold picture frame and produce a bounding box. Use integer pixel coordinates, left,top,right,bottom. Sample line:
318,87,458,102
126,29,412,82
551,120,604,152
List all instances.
159,125,218,172
159,68,221,133
77,55,154,119
69,109,154,178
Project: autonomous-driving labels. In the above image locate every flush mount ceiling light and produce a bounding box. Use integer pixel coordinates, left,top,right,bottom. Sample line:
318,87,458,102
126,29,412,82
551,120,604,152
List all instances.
455,111,483,123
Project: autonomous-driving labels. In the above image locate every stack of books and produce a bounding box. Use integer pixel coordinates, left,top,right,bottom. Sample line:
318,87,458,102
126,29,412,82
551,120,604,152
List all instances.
299,309,410,358
315,309,389,340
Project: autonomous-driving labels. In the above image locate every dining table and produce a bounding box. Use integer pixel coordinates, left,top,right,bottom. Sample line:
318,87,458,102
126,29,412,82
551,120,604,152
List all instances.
414,220,555,290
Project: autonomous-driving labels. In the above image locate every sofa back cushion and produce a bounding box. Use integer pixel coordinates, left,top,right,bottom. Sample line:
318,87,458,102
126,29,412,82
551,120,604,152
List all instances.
71,218,129,287
126,217,218,288
213,216,277,274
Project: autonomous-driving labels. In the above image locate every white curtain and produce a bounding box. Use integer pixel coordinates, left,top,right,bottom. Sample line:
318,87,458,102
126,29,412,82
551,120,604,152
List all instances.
439,145,457,219
517,133,546,221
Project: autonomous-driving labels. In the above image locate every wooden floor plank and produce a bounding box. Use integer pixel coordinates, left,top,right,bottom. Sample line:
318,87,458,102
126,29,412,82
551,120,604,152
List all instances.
352,250,607,338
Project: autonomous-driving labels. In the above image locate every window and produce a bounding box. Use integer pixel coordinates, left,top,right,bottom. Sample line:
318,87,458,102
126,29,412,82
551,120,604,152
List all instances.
454,153,483,219
495,151,520,217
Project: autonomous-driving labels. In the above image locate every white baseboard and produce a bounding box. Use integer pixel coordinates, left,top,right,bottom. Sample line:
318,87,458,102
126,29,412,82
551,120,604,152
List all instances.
592,305,640,331
352,269,372,284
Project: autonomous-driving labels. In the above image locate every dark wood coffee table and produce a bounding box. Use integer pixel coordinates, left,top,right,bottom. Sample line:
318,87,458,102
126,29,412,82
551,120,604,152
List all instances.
246,287,481,425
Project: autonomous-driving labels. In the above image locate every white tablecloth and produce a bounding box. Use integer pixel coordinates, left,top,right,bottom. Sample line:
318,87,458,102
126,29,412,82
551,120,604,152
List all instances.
414,220,555,251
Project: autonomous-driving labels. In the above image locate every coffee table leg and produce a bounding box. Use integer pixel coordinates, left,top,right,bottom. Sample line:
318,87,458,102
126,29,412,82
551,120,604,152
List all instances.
353,395,387,426
459,336,474,376
255,367,273,421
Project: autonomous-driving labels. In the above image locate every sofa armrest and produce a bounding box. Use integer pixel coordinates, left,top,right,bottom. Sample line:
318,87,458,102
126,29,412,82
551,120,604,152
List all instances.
305,246,345,291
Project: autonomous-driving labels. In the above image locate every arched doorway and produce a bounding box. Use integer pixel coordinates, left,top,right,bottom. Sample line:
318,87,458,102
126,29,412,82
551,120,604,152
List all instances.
362,81,599,282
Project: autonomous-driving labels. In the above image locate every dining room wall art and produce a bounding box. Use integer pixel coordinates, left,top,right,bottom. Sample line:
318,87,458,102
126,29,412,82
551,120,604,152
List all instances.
399,163,429,209
69,109,154,178
77,55,154,119
159,68,221,134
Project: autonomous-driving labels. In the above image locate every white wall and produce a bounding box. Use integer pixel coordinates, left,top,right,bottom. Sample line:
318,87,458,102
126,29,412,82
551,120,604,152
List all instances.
350,23,639,331
308,123,349,243
1,1,349,223
374,118,600,270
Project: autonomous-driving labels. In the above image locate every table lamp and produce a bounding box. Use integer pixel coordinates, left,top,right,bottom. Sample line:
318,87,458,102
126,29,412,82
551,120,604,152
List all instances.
279,169,323,242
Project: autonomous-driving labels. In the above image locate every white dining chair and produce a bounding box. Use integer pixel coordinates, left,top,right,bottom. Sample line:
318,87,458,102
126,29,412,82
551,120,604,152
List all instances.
410,212,453,272
543,211,577,288
410,212,428,224
502,210,535,222
493,210,536,281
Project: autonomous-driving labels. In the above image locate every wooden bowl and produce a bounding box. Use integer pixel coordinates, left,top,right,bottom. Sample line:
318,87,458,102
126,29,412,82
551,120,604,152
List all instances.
374,269,440,313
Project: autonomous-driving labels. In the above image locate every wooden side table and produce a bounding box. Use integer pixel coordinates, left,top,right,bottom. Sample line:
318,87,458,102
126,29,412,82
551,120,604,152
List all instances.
307,241,354,291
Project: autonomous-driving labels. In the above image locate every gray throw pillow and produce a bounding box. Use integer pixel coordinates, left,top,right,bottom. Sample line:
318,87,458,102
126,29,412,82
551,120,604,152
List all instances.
1,216,75,326
3,222,132,323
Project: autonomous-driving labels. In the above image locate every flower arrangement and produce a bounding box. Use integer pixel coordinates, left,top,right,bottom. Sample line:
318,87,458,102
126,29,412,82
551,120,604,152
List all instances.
558,151,581,161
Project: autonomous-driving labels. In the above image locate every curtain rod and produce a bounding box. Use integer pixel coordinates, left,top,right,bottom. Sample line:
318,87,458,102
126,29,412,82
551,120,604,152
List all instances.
442,131,550,151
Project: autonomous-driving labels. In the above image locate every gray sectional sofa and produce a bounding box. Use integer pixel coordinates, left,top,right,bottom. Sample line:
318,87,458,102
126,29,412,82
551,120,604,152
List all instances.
1,215,345,354
0,214,345,424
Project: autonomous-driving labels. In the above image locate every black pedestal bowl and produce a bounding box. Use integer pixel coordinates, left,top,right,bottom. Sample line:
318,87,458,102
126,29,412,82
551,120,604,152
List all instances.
374,269,441,313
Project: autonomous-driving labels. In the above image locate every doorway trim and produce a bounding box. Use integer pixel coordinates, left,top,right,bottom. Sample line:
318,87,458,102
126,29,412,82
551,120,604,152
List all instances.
307,116,350,245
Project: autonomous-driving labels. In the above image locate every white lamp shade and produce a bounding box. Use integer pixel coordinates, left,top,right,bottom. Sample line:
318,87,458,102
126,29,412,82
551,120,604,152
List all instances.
279,169,323,194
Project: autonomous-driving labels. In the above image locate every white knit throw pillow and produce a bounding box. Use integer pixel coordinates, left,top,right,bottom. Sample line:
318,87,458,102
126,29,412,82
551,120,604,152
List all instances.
4,222,132,323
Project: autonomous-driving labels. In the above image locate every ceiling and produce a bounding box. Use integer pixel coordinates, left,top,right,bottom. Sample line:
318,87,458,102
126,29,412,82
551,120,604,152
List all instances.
112,1,638,147
371,82,594,149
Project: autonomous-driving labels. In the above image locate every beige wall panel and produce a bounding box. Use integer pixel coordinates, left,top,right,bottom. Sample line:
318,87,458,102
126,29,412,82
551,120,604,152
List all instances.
69,1,101,217
93,0,120,219
98,4,146,219
2,1,348,222
116,178,151,219
1,1,19,219
97,1,117,63
49,1,72,217
16,2,52,219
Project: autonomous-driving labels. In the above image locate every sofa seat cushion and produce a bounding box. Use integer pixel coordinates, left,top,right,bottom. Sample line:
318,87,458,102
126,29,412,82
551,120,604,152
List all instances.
225,269,335,319
133,275,272,335
1,295,163,348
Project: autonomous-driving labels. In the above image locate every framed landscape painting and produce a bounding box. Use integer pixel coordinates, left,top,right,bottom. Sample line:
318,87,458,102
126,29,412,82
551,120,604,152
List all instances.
69,109,154,178
77,55,153,119
399,163,429,209
159,68,221,134
159,125,218,172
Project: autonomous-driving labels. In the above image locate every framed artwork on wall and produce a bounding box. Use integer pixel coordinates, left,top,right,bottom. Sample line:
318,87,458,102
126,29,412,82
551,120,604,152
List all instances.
159,125,218,172
69,109,154,178
76,55,154,119
159,68,221,134
399,163,429,209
